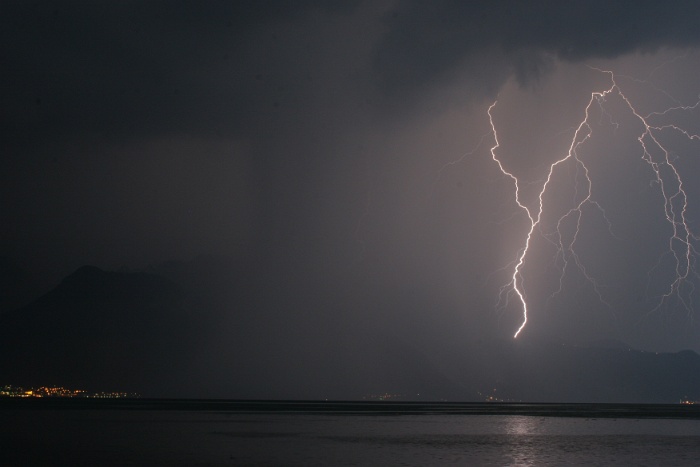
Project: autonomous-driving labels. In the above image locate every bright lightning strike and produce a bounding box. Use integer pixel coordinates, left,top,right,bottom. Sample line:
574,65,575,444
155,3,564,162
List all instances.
489,66,700,338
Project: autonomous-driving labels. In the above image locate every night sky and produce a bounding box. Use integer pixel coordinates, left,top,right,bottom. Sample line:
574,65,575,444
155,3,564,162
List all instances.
3,1,700,397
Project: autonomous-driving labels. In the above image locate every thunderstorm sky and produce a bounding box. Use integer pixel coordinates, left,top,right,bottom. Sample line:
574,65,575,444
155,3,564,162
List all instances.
3,1,700,396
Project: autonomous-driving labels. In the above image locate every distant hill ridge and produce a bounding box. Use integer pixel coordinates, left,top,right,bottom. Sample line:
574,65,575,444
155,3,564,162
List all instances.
0,256,40,314
0,265,202,396
1,264,699,402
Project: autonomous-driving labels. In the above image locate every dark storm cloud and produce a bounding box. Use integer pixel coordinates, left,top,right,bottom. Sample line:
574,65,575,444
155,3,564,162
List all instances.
375,0,700,97
6,0,698,146
0,0,360,145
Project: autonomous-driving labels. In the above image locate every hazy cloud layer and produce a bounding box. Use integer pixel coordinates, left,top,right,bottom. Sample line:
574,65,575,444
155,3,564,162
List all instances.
375,0,700,96
5,1,700,144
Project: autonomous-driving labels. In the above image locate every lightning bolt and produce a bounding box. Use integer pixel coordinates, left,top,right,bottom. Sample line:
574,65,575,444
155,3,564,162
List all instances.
489,66,700,338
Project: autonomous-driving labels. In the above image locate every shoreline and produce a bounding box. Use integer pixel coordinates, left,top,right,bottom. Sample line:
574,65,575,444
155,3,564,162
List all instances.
3,398,700,419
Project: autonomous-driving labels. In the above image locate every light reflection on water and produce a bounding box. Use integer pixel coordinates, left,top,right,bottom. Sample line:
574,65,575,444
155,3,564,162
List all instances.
216,413,700,466
4,410,700,466
502,415,541,465
504,415,539,435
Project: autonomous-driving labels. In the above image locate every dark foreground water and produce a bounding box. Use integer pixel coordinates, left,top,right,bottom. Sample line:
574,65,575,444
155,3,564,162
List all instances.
2,400,700,466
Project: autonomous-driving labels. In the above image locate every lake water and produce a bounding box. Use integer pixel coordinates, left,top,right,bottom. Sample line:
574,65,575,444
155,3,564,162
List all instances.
3,402,700,466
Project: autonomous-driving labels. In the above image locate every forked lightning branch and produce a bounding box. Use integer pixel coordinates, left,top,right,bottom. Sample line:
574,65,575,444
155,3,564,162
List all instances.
489,67,700,338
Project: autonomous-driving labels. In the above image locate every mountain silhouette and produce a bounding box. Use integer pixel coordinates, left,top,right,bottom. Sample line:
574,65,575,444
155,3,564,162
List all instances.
2,264,700,402
0,265,205,395
475,339,700,403
0,256,40,314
